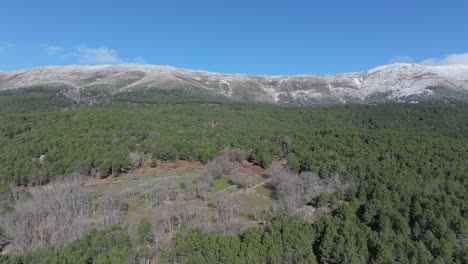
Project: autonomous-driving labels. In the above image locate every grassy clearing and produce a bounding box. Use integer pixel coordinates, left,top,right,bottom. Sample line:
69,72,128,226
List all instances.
255,185,274,198
210,177,235,193
252,175,267,185
88,163,274,237
126,198,160,236
236,193,272,215
92,165,201,195
92,180,129,195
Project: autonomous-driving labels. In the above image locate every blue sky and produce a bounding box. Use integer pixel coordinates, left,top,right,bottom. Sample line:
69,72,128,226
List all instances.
1,0,468,75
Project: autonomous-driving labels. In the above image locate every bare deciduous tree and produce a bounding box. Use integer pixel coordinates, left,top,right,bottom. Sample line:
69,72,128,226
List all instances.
215,194,240,233
150,222,166,259
137,179,179,207
269,168,349,217
166,179,179,201
274,174,302,216
223,147,246,162
231,173,255,189
129,151,147,168
5,184,29,206
326,173,349,193
182,179,197,200
101,194,127,228
0,176,95,253
202,156,231,185
110,135,119,145
196,181,211,202
299,171,323,201
146,186,167,207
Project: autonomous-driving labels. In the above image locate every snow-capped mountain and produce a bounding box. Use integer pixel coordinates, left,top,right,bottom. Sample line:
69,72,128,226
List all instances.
1,63,468,105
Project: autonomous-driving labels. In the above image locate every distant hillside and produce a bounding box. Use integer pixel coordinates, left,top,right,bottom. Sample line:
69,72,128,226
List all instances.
1,63,468,106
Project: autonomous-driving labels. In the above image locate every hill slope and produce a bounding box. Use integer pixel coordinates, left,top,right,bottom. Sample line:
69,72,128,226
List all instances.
1,63,468,105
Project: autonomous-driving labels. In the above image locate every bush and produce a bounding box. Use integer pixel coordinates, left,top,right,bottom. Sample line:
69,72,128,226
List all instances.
258,152,272,169
137,218,153,244
150,158,158,168
99,160,113,179
287,154,300,173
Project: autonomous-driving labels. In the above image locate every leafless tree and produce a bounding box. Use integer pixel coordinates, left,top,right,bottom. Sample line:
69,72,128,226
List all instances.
159,205,176,233
150,222,166,259
30,172,49,186
269,168,294,187
231,173,255,189
111,135,120,145
299,171,323,202
202,156,231,184
0,176,95,253
138,179,179,207
325,173,349,193
214,194,240,233
295,205,332,223
128,169,137,180
274,174,302,216
129,151,147,168
182,179,197,200
100,194,127,228
269,168,349,217
140,184,166,208
196,181,211,202
156,201,212,238
166,179,179,201
206,120,224,128
271,168,311,215
223,147,246,162
5,184,29,206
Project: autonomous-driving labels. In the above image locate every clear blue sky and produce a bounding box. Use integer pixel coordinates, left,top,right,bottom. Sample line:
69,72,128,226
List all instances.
1,0,468,74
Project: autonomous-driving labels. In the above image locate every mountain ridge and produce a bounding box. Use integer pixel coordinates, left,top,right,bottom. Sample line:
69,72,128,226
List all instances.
1,63,468,105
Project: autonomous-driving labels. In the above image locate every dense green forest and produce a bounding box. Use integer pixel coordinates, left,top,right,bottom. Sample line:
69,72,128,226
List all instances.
1,100,467,186
0,92,467,263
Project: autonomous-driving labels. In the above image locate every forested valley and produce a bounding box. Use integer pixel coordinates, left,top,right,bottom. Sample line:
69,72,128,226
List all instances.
0,93,467,263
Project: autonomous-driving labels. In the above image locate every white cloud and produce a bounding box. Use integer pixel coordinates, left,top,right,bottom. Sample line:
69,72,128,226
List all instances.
420,53,468,66
43,45,63,56
43,44,138,65
390,52,468,66
76,45,121,64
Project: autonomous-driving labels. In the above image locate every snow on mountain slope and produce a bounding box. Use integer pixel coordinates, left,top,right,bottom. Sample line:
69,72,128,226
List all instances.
0,63,467,105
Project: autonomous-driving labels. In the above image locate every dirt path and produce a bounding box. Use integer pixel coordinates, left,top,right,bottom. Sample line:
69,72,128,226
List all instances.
251,180,269,189
223,180,271,197
215,184,238,194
